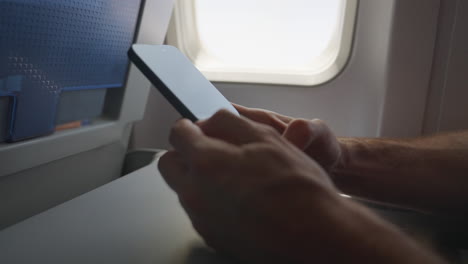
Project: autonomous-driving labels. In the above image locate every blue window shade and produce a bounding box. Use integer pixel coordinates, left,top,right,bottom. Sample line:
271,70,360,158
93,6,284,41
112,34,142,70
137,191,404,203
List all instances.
0,0,141,142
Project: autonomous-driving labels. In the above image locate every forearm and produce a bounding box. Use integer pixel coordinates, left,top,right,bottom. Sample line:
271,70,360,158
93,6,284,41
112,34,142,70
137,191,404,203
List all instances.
308,198,447,264
267,188,447,264
332,132,468,216
244,181,446,264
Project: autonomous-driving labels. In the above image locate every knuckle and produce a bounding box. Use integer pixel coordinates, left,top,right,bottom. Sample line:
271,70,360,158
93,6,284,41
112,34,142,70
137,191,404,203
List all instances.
212,109,232,121
311,119,334,139
266,111,283,123
202,109,235,130
290,118,312,131
291,118,310,128
311,118,327,128
263,111,276,122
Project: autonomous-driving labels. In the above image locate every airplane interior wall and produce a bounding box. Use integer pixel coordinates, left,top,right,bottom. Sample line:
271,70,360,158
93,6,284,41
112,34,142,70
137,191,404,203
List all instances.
131,0,458,150
423,0,468,134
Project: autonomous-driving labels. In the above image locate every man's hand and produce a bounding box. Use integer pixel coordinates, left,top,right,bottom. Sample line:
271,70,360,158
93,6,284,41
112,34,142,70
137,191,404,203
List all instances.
234,104,468,217
234,104,343,172
158,110,446,264
159,110,338,262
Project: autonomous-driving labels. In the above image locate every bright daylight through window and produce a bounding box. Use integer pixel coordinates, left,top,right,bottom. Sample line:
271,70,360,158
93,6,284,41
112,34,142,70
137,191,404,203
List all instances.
169,0,357,86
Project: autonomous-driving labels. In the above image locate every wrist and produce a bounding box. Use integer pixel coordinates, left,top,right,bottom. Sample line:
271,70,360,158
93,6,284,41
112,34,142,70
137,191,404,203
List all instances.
329,138,356,186
335,138,352,171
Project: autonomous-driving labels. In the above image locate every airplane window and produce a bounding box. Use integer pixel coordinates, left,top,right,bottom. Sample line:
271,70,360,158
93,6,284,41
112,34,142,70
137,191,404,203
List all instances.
168,0,357,86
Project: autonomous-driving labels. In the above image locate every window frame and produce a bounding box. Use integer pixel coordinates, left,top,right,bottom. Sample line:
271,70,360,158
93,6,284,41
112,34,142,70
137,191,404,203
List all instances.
167,0,359,86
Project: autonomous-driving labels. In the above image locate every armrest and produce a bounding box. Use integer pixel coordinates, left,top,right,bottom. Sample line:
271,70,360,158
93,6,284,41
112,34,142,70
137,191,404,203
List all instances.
121,148,165,176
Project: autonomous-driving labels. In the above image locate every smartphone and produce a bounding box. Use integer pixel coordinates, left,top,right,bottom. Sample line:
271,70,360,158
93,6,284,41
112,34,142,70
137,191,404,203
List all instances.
128,44,238,121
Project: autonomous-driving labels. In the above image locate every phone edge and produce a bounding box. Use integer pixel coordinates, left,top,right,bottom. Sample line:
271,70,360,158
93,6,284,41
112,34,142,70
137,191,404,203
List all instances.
127,45,198,122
